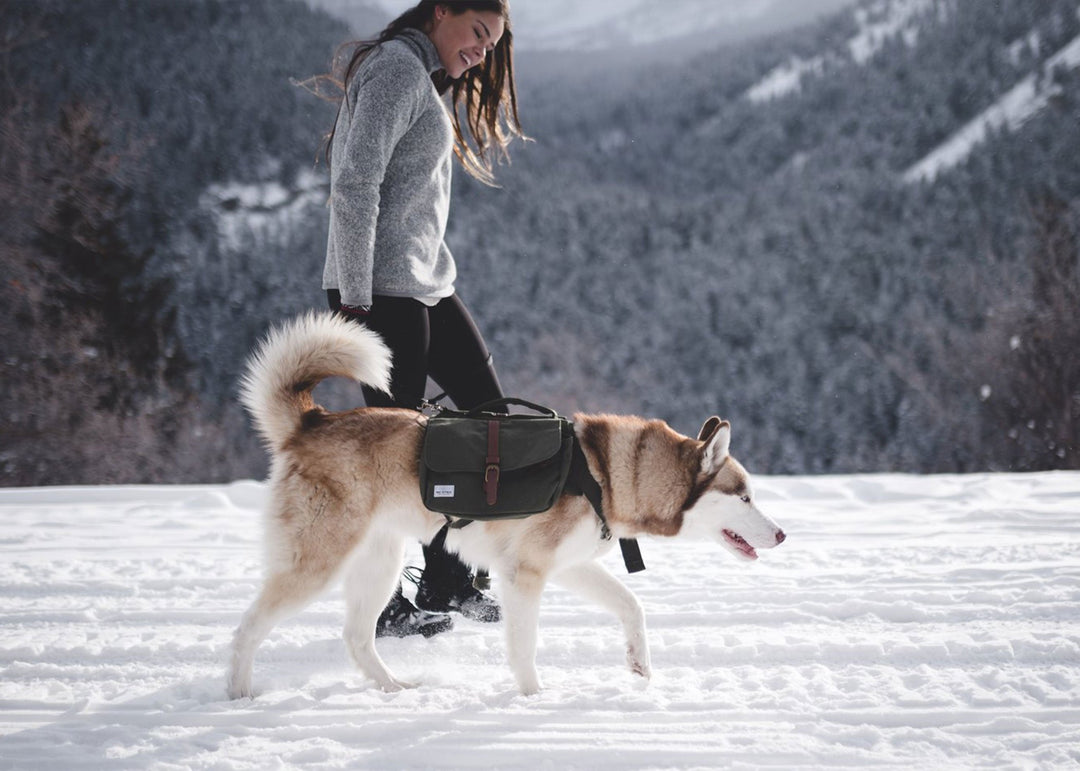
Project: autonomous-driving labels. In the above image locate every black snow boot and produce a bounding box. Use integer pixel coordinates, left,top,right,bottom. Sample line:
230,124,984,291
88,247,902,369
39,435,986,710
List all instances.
413,531,501,623
376,585,454,638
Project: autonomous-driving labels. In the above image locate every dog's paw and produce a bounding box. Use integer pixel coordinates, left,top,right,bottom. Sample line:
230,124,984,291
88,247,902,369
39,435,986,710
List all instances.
627,647,652,680
379,677,418,693
516,674,543,696
225,680,253,700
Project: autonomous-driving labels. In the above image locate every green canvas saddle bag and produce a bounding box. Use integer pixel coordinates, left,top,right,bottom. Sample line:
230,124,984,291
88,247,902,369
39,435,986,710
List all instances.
420,398,575,518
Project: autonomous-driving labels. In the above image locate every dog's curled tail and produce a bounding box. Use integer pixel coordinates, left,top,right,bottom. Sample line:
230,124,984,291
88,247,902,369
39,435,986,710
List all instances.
240,311,392,448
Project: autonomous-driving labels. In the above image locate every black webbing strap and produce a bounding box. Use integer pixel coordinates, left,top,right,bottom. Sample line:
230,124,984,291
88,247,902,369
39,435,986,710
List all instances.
619,536,647,574
567,435,646,574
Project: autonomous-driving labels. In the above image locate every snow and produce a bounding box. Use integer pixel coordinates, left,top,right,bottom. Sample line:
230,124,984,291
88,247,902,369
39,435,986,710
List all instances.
847,0,935,65
734,0,1080,182
513,0,784,51
746,56,827,103
1007,30,1042,67
200,168,327,254
903,31,1080,183
2,472,1080,769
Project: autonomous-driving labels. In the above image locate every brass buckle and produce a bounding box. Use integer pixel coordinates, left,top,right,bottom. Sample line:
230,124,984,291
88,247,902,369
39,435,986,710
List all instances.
484,464,500,505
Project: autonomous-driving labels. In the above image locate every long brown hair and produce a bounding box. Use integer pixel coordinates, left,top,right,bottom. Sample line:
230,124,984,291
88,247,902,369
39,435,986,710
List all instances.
314,1,525,186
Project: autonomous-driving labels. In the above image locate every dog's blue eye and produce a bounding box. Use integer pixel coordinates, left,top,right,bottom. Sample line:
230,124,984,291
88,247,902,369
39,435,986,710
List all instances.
740,495,751,504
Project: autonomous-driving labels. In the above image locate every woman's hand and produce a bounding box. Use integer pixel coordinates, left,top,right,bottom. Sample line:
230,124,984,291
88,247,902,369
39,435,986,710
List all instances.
339,303,372,318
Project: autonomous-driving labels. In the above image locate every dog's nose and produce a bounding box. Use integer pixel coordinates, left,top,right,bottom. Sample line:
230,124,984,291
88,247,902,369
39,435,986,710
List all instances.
775,530,786,545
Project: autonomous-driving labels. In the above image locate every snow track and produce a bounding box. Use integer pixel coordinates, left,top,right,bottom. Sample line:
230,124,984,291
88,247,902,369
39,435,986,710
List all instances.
1,473,1078,769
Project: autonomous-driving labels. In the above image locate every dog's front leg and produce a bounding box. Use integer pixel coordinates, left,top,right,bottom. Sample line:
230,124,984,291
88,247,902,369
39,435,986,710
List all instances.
552,560,651,680
502,566,545,695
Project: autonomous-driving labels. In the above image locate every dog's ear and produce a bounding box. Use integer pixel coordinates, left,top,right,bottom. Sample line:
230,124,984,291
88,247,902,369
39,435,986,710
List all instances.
698,417,722,442
700,418,731,473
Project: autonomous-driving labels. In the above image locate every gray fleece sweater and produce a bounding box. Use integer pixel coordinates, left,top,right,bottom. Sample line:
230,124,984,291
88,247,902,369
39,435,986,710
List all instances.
322,28,456,307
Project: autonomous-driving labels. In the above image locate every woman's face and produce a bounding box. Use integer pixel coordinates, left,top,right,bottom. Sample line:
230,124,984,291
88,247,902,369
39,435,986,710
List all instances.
428,6,505,79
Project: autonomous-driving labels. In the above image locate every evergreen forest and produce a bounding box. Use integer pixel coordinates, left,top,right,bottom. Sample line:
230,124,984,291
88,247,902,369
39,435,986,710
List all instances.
1,0,1077,484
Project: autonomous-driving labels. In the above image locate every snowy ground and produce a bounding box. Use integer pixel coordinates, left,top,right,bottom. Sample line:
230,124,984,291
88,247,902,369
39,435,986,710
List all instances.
1,472,1078,769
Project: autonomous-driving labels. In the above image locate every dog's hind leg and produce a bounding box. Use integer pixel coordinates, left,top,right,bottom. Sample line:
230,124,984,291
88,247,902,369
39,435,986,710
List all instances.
341,528,412,692
227,565,338,699
502,566,546,695
227,503,363,700
552,560,651,681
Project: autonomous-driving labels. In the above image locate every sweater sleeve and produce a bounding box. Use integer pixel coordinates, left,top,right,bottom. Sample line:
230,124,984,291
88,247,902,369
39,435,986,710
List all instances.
330,51,423,307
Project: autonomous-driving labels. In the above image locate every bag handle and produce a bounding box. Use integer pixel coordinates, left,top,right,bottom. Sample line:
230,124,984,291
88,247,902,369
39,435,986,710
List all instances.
465,397,558,418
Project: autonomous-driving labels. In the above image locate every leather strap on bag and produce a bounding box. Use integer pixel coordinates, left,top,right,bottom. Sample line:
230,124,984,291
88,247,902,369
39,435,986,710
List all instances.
484,420,500,506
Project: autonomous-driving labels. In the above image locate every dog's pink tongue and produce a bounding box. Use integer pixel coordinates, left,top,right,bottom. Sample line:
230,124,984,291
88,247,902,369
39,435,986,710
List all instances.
724,530,758,560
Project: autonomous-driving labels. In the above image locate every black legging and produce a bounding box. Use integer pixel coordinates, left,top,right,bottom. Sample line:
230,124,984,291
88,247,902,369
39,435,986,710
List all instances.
326,289,505,595
327,290,504,412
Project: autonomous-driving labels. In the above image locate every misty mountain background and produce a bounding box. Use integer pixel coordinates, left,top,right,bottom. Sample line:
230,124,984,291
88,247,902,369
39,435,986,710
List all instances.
2,0,1077,486
312,0,857,52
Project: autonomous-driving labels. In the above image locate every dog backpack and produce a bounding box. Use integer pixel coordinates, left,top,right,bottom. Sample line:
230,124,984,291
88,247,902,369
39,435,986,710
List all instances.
418,397,645,575
420,398,574,518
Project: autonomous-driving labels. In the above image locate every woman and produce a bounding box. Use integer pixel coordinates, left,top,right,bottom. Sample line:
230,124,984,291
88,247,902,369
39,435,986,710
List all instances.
320,1,525,638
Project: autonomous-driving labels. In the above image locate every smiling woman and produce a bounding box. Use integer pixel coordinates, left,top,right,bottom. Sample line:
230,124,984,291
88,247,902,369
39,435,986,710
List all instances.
427,5,505,79
320,0,523,184
299,1,527,640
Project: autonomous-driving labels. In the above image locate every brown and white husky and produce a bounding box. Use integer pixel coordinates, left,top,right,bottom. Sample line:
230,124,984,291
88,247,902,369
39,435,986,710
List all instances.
227,312,786,698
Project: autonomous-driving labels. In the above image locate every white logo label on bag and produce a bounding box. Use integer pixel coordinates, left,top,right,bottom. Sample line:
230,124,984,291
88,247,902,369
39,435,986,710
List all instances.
434,485,456,498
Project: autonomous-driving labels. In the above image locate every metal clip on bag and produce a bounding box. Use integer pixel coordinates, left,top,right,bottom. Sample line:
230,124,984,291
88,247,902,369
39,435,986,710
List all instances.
420,398,575,518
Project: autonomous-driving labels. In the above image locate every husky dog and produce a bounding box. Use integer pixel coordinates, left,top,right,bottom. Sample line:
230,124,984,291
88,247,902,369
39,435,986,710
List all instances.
227,312,785,698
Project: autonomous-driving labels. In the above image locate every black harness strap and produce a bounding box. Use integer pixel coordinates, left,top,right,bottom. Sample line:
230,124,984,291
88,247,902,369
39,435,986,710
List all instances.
564,435,612,540
565,434,646,574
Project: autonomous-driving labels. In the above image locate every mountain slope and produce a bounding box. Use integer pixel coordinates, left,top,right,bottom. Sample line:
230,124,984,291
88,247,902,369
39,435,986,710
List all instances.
447,0,1080,473
315,0,856,50
745,0,937,101
905,23,1080,181
3,0,1077,484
